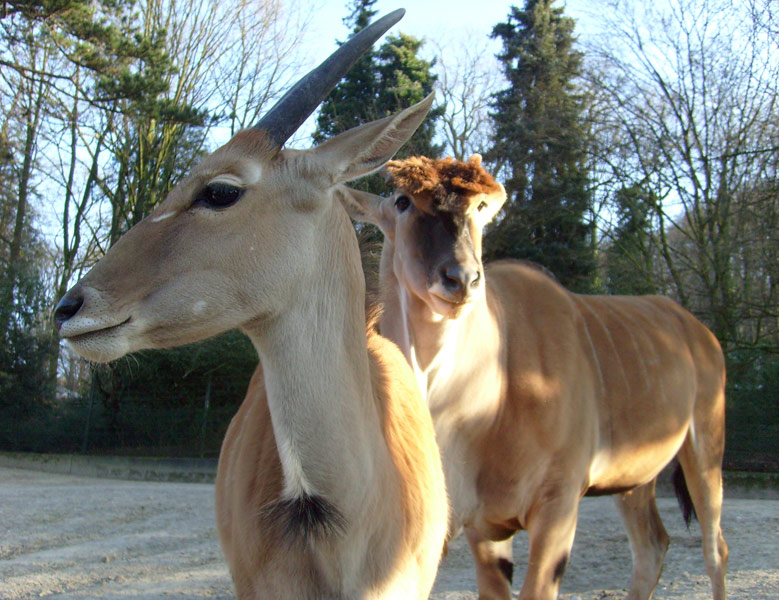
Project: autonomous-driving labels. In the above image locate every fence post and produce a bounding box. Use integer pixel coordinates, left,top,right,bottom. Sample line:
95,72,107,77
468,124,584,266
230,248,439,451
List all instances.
81,368,97,454
199,376,212,457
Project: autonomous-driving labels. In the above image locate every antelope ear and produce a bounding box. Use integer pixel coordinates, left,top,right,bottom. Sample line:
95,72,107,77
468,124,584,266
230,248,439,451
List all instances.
335,186,395,236
315,93,435,185
480,183,507,224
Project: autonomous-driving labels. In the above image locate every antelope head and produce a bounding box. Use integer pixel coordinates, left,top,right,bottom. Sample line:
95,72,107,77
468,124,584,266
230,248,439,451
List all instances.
342,154,505,319
53,9,433,362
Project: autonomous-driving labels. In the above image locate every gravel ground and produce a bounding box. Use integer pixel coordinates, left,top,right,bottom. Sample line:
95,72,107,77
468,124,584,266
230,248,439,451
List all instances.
0,466,776,599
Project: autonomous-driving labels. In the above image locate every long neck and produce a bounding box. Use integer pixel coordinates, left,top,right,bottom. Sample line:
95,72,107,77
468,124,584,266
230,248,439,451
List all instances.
244,212,386,509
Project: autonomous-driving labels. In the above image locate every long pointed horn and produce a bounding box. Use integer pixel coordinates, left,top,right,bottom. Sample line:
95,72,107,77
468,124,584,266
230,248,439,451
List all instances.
254,9,405,147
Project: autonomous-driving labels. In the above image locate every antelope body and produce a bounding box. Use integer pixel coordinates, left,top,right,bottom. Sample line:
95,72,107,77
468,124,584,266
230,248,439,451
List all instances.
54,12,448,599
344,155,728,600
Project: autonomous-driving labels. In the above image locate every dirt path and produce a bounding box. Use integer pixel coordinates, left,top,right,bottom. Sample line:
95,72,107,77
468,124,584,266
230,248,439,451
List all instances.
1,467,776,599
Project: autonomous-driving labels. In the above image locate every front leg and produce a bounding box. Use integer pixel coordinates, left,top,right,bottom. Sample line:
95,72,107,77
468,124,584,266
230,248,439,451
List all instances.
518,492,580,600
613,480,669,600
465,527,514,600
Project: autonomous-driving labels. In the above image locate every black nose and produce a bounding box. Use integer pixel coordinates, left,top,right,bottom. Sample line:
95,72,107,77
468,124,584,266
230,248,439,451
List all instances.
53,293,84,329
440,264,481,298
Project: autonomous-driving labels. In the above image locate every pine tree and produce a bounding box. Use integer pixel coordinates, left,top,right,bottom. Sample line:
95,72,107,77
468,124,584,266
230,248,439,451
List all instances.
314,0,443,194
1,0,173,107
485,0,596,293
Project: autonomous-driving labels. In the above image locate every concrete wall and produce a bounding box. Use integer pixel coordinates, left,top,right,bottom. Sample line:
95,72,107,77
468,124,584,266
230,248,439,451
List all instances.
1,451,776,498
0,451,217,483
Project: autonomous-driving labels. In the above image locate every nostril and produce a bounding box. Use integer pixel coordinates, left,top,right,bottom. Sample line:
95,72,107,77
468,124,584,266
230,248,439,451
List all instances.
470,270,482,287
53,294,84,328
440,266,464,292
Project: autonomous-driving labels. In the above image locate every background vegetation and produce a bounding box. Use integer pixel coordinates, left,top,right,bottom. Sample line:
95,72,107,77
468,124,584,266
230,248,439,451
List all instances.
0,0,775,469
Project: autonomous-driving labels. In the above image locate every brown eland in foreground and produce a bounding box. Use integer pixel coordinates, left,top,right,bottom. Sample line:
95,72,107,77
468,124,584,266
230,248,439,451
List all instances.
53,12,449,599
342,154,728,600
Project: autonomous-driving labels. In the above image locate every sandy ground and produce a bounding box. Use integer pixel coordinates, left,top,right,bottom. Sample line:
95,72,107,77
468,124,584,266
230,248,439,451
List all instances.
0,466,776,599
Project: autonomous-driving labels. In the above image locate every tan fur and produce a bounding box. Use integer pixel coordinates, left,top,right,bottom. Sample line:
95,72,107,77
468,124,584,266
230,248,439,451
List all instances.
344,156,728,600
57,100,448,599
216,329,447,599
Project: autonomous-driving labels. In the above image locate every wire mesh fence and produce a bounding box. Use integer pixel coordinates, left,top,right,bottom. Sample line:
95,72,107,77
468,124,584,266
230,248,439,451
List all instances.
0,391,238,458
0,384,775,471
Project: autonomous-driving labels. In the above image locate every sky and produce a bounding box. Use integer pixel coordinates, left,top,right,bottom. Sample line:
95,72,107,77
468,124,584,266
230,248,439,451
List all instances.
303,0,601,57
257,0,604,147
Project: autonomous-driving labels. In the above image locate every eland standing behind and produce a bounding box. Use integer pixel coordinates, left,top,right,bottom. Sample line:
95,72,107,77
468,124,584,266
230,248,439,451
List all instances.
343,154,728,600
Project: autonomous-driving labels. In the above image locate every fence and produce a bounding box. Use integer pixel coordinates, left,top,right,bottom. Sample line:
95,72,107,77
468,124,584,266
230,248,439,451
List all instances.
0,386,775,472
0,391,237,458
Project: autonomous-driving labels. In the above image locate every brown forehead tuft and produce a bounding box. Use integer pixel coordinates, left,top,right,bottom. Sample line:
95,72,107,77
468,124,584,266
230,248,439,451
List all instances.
385,155,502,213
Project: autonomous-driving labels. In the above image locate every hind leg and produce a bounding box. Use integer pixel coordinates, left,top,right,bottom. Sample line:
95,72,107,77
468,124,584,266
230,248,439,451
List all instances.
465,528,514,600
613,480,670,600
677,435,728,600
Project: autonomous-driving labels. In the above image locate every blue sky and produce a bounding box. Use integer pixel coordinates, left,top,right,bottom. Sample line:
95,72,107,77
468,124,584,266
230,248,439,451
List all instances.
303,1,601,61
273,1,601,146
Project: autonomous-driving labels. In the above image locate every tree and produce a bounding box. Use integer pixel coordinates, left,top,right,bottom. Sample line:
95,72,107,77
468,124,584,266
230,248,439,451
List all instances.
1,0,171,107
0,0,306,415
313,0,443,194
485,0,597,293
0,0,178,396
0,121,53,414
602,184,659,295
586,0,779,360
82,0,307,422
433,37,499,160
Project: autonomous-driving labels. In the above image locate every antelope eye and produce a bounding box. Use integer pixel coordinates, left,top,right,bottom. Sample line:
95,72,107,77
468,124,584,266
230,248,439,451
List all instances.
194,182,244,209
394,195,411,212
477,201,488,212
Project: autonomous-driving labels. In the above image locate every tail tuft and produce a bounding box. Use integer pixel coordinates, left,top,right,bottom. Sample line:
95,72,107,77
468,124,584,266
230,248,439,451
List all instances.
672,462,697,528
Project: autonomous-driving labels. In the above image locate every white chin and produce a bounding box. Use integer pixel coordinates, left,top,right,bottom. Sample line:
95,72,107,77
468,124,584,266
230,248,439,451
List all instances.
66,333,132,363
428,296,474,320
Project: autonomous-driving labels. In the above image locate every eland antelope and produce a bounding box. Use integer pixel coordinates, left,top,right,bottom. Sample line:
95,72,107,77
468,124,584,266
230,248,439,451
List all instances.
342,154,728,600
53,12,449,599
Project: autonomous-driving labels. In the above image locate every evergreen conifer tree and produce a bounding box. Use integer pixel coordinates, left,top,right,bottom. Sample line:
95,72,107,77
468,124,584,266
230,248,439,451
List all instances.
603,184,658,295
485,0,596,292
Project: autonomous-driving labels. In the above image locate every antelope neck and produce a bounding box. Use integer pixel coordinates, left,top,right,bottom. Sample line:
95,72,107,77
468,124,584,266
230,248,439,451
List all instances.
244,220,382,510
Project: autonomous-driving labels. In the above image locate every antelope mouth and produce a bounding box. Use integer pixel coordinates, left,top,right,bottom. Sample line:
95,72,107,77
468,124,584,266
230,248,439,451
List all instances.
60,315,136,363
62,316,132,343
428,292,478,319
430,292,473,306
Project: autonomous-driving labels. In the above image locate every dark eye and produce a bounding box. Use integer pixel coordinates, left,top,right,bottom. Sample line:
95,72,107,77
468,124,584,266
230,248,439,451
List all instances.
477,201,488,212
194,182,244,209
394,195,411,212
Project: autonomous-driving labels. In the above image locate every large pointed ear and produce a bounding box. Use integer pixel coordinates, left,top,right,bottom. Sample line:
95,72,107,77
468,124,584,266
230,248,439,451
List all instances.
334,186,396,236
314,93,435,185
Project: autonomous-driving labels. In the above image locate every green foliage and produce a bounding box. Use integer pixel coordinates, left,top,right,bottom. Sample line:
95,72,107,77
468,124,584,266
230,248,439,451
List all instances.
603,184,659,295
0,330,256,456
313,0,443,195
96,330,256,412
725,353,779,471
2,0,174,108
485,0,597,293
0,120,54,415
90,330,256,454
0,262,55,416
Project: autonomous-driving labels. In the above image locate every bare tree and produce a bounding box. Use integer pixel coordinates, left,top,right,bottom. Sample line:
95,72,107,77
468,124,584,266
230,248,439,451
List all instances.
0,0,309,396
431,37,499,160
101,0,309,244
585,0,779,358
